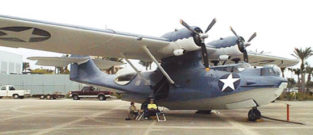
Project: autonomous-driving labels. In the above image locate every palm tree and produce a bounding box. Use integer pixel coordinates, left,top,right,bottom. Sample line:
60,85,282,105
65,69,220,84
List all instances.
292,47,313,92
105,57,124,74
139,60,152,70
287,78,296,88
292,68,301,88
22,62,30,72
280,67,286,78
306,65,313,83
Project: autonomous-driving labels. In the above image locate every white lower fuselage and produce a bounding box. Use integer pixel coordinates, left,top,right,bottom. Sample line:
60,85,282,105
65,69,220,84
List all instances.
159,82,287,110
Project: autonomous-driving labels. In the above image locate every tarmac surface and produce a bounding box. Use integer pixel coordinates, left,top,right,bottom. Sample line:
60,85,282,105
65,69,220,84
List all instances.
0,99,312,135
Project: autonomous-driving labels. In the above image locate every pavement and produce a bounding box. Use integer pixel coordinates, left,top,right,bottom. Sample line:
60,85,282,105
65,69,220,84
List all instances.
0,99,312,135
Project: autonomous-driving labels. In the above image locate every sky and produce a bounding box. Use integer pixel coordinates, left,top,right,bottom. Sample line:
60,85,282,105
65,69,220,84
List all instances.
0,0,312,73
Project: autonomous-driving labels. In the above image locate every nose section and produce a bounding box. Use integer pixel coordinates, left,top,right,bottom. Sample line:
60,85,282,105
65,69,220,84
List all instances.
274,78,288,98
278,76,287,85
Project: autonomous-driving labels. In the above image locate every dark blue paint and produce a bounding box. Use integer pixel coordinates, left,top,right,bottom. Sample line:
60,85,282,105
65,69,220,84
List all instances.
69,50,286,106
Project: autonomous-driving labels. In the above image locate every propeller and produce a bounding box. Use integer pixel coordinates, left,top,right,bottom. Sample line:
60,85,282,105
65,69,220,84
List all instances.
230,27,256,62
180,18,216,70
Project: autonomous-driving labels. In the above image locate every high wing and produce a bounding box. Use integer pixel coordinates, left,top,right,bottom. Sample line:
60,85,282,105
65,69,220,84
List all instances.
28,56,124,70
224,52,299,67
247,53,299,67
0,15,299,68
0,15,170,61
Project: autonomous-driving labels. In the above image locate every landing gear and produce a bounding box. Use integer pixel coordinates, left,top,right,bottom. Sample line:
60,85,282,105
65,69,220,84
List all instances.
248,107,261,121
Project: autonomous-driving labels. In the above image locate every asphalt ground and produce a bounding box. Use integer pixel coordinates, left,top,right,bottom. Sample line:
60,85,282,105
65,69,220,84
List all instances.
0,99,312,135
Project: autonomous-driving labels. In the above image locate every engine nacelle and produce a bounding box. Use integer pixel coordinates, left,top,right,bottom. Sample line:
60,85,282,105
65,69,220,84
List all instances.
209,44,243,60
159,37,200,57
173,49,185,56
219,55,230,61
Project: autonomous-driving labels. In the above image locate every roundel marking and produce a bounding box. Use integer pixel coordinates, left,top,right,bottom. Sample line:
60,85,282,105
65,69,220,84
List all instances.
0,26,51,42
218,73,240,92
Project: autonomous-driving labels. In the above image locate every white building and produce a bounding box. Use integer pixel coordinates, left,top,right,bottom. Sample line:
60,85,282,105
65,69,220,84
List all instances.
0,51,22,74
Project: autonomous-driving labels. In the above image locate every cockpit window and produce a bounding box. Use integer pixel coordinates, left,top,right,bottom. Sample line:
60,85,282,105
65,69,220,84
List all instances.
212,63,251,72
260,65,281,76
114,73,137,85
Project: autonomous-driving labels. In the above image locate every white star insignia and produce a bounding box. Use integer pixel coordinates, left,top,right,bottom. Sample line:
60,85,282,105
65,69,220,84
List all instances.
219,74,240,91
0,28,46,42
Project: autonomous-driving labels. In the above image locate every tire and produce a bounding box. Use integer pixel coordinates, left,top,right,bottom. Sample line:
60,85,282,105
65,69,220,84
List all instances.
13,94,19,99
73,95,80,100
46,95,51,100
98,95,106,101
40,95,45,99
248,108,261,121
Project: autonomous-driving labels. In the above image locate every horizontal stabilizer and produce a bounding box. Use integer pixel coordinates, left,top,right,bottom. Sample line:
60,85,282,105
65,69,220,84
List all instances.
93,59,124,69
28,56,124,70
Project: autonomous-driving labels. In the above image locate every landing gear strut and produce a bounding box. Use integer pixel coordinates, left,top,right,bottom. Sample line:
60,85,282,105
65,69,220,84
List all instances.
248,107,261,121
196,110,212,114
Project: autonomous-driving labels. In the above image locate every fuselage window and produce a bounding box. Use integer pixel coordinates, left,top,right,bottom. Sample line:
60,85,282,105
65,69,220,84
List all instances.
261,67,281,76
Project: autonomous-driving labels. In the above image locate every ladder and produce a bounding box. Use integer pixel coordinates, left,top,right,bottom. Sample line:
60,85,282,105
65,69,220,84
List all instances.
156,112,167,122
136,112,144,120
136,112,167,122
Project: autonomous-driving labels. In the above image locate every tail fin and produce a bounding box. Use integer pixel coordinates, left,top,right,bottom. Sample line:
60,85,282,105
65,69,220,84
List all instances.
28,55,124,89
69,57,101,82
69,58,120,90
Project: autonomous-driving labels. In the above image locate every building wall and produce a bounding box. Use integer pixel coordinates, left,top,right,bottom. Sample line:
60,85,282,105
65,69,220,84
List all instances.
0,74,83,95
0,51,22,74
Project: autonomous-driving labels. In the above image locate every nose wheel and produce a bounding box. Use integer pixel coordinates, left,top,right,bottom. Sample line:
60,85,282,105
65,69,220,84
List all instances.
248,107,261,121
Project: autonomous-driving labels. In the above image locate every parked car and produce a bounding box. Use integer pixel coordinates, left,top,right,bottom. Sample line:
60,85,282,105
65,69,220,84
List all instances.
70,86,112,101
287,88,299,93
0,85,31,99
33,92,65,100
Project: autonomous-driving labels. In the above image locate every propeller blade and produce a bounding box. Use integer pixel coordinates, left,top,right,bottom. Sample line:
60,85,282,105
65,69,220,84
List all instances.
205,18,216,33
180,19,198,34
230,26,239,38
247,32,257,42
244,43,251,47
243,50,249,62
200,43,209,68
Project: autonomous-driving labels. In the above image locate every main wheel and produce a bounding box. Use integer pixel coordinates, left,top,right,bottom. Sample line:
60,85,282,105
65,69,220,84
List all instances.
13,94,19,99
72,95,80,100
248,108,261,121
98,95,106,101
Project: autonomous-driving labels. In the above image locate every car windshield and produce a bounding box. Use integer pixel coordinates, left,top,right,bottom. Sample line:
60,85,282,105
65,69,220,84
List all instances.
9,87,15,90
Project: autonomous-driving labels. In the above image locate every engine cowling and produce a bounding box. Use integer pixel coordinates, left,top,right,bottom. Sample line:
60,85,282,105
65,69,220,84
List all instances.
160,28,202,56
160,37,200,56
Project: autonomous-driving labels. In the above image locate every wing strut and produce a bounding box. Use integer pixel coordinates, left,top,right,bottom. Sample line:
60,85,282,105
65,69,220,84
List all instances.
142,46,175,84
120,53,150,85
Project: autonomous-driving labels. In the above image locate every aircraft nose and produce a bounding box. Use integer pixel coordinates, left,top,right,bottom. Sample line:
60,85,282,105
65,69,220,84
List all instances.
275,77,287,87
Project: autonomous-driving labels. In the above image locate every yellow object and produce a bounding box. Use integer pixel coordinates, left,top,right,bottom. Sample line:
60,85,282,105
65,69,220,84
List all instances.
205,68,210,72
148,104,157,110
256,119,264,122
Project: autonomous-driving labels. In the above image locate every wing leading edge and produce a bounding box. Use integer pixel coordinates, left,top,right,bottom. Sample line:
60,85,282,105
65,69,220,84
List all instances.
0,15,170,61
